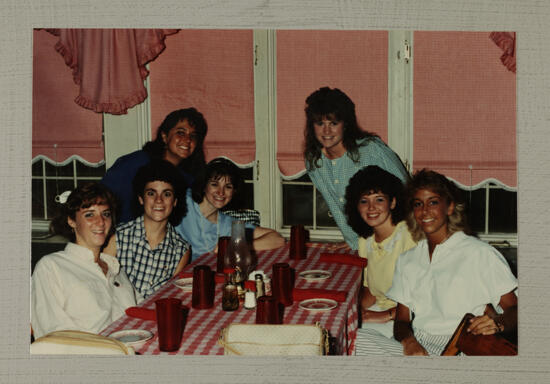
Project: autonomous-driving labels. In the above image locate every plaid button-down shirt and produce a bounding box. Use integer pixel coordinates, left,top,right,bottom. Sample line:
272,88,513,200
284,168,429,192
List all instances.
116,216,190,298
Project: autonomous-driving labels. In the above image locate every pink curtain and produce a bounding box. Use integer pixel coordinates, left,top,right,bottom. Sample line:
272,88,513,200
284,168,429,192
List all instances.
276,30,389,177
148,30,255,165
46,28,179,115
490,32,516,73
33,30,104,163
413,31,516,188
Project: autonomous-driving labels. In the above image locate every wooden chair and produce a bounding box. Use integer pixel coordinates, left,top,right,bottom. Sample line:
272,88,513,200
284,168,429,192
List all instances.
441,313,517,356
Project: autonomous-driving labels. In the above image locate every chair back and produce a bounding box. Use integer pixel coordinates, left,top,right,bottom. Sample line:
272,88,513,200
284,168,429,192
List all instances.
30,330,135,355
441,313,517,356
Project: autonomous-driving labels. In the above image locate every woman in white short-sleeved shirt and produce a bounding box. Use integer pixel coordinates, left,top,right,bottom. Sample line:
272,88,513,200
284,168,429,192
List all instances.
389,169,517,356
31,182,141,339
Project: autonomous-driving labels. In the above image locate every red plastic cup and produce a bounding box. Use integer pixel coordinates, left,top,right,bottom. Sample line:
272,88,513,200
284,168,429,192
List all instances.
216,236,231,273
272,263,294,306
289,225,307,260
192,265,215,309
256,296,282,324
155,298,184,352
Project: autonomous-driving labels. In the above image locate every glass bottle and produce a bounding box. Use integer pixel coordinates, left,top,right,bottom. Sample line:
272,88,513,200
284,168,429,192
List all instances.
254,273,265,298
222,267,239,311
228,220,257,280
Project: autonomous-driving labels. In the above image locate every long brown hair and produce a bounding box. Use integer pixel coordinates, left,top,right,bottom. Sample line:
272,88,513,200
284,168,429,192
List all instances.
303,87,377,170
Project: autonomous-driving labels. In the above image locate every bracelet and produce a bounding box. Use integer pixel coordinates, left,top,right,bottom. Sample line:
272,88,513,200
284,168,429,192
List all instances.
495,318,505,333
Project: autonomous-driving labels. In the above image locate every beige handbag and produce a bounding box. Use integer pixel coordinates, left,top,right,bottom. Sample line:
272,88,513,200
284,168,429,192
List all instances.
30,330,135,355
218,323,329,356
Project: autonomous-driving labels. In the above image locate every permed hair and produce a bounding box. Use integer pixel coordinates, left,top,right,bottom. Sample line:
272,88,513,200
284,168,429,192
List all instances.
192,157,245,211
344,166,406,238
132,160,188,225
142,107,208,180
49,182,117,243
405,169,470,242
303,87,377,170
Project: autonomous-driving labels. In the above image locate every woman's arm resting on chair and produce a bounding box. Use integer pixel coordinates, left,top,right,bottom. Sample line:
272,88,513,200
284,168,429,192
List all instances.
467,290,518,335
394,303,428,356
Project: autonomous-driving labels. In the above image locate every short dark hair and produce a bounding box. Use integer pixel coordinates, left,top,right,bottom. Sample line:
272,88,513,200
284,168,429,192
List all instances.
132,160,187,225
142,107,208,179
304,87,377,170
405,169,470,242
49,182,117,242
192,158,245,211
345,166,406,238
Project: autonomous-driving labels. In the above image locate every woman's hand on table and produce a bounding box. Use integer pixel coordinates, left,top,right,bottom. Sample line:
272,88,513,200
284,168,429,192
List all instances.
324,242,351,251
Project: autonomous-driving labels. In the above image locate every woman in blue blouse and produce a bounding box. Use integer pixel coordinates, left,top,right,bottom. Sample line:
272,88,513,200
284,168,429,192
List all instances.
101,108,208,224
176,158,284,261
304,87,409,250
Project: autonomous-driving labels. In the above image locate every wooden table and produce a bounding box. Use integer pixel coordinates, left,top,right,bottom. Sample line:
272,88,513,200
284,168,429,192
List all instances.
101,242,362,355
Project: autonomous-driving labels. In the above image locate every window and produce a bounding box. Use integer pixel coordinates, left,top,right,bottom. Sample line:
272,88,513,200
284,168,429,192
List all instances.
34,29,517,246
32,158,106,229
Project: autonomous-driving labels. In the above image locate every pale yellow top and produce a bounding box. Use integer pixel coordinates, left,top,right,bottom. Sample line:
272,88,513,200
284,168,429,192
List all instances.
358,221,416,310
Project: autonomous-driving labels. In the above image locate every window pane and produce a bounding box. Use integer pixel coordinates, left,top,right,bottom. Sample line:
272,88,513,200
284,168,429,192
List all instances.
283,183,313,227
466,188,486,234
46,161,73,177
32,160,43,176
32,179,44,219
46,179,74,219
489,188,517,233
315,190,337,228
76,162,106,178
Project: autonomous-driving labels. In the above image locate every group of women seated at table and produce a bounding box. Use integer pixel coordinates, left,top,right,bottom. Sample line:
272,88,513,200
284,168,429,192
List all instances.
31,87,517,356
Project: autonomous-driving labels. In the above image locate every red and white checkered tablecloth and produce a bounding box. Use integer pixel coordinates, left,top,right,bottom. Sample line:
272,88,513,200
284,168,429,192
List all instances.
100,242,362,355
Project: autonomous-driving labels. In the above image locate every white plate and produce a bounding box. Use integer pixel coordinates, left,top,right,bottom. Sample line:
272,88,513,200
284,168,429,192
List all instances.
108,329,153,347
298,270,331,282
173,277,193,292
298,298,338,312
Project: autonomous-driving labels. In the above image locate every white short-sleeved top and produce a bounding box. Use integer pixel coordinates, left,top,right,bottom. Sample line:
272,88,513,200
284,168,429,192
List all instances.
31,243,140,339
386,231,517,336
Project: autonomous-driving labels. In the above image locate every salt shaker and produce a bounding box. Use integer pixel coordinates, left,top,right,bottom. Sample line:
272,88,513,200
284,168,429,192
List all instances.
243,280,257,310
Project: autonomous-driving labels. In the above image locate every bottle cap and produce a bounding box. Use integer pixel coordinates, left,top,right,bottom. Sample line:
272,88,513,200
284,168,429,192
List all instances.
255,274,264,280
244,280,256,290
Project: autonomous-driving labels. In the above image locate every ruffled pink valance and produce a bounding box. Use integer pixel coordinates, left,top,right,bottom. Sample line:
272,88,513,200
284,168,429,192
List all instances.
46,29,179,115
490,32,516,73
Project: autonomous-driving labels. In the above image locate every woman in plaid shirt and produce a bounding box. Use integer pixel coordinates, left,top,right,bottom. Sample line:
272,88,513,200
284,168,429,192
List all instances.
104,160,191,298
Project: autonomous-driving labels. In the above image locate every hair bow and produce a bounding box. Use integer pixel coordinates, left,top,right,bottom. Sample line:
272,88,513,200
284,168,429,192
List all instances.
55,190,72,204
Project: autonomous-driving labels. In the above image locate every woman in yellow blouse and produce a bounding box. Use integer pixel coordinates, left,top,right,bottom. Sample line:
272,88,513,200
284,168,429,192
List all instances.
345,165,415,338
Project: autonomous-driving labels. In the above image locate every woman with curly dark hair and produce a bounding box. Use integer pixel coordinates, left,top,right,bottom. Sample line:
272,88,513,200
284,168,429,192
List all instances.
102,107,208,224
345,166,416,339
303,87,409,250
31,182,140,339
103,160,191,298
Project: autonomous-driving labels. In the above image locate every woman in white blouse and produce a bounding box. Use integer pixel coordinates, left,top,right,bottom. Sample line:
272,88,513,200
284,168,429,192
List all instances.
31,182,141,339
